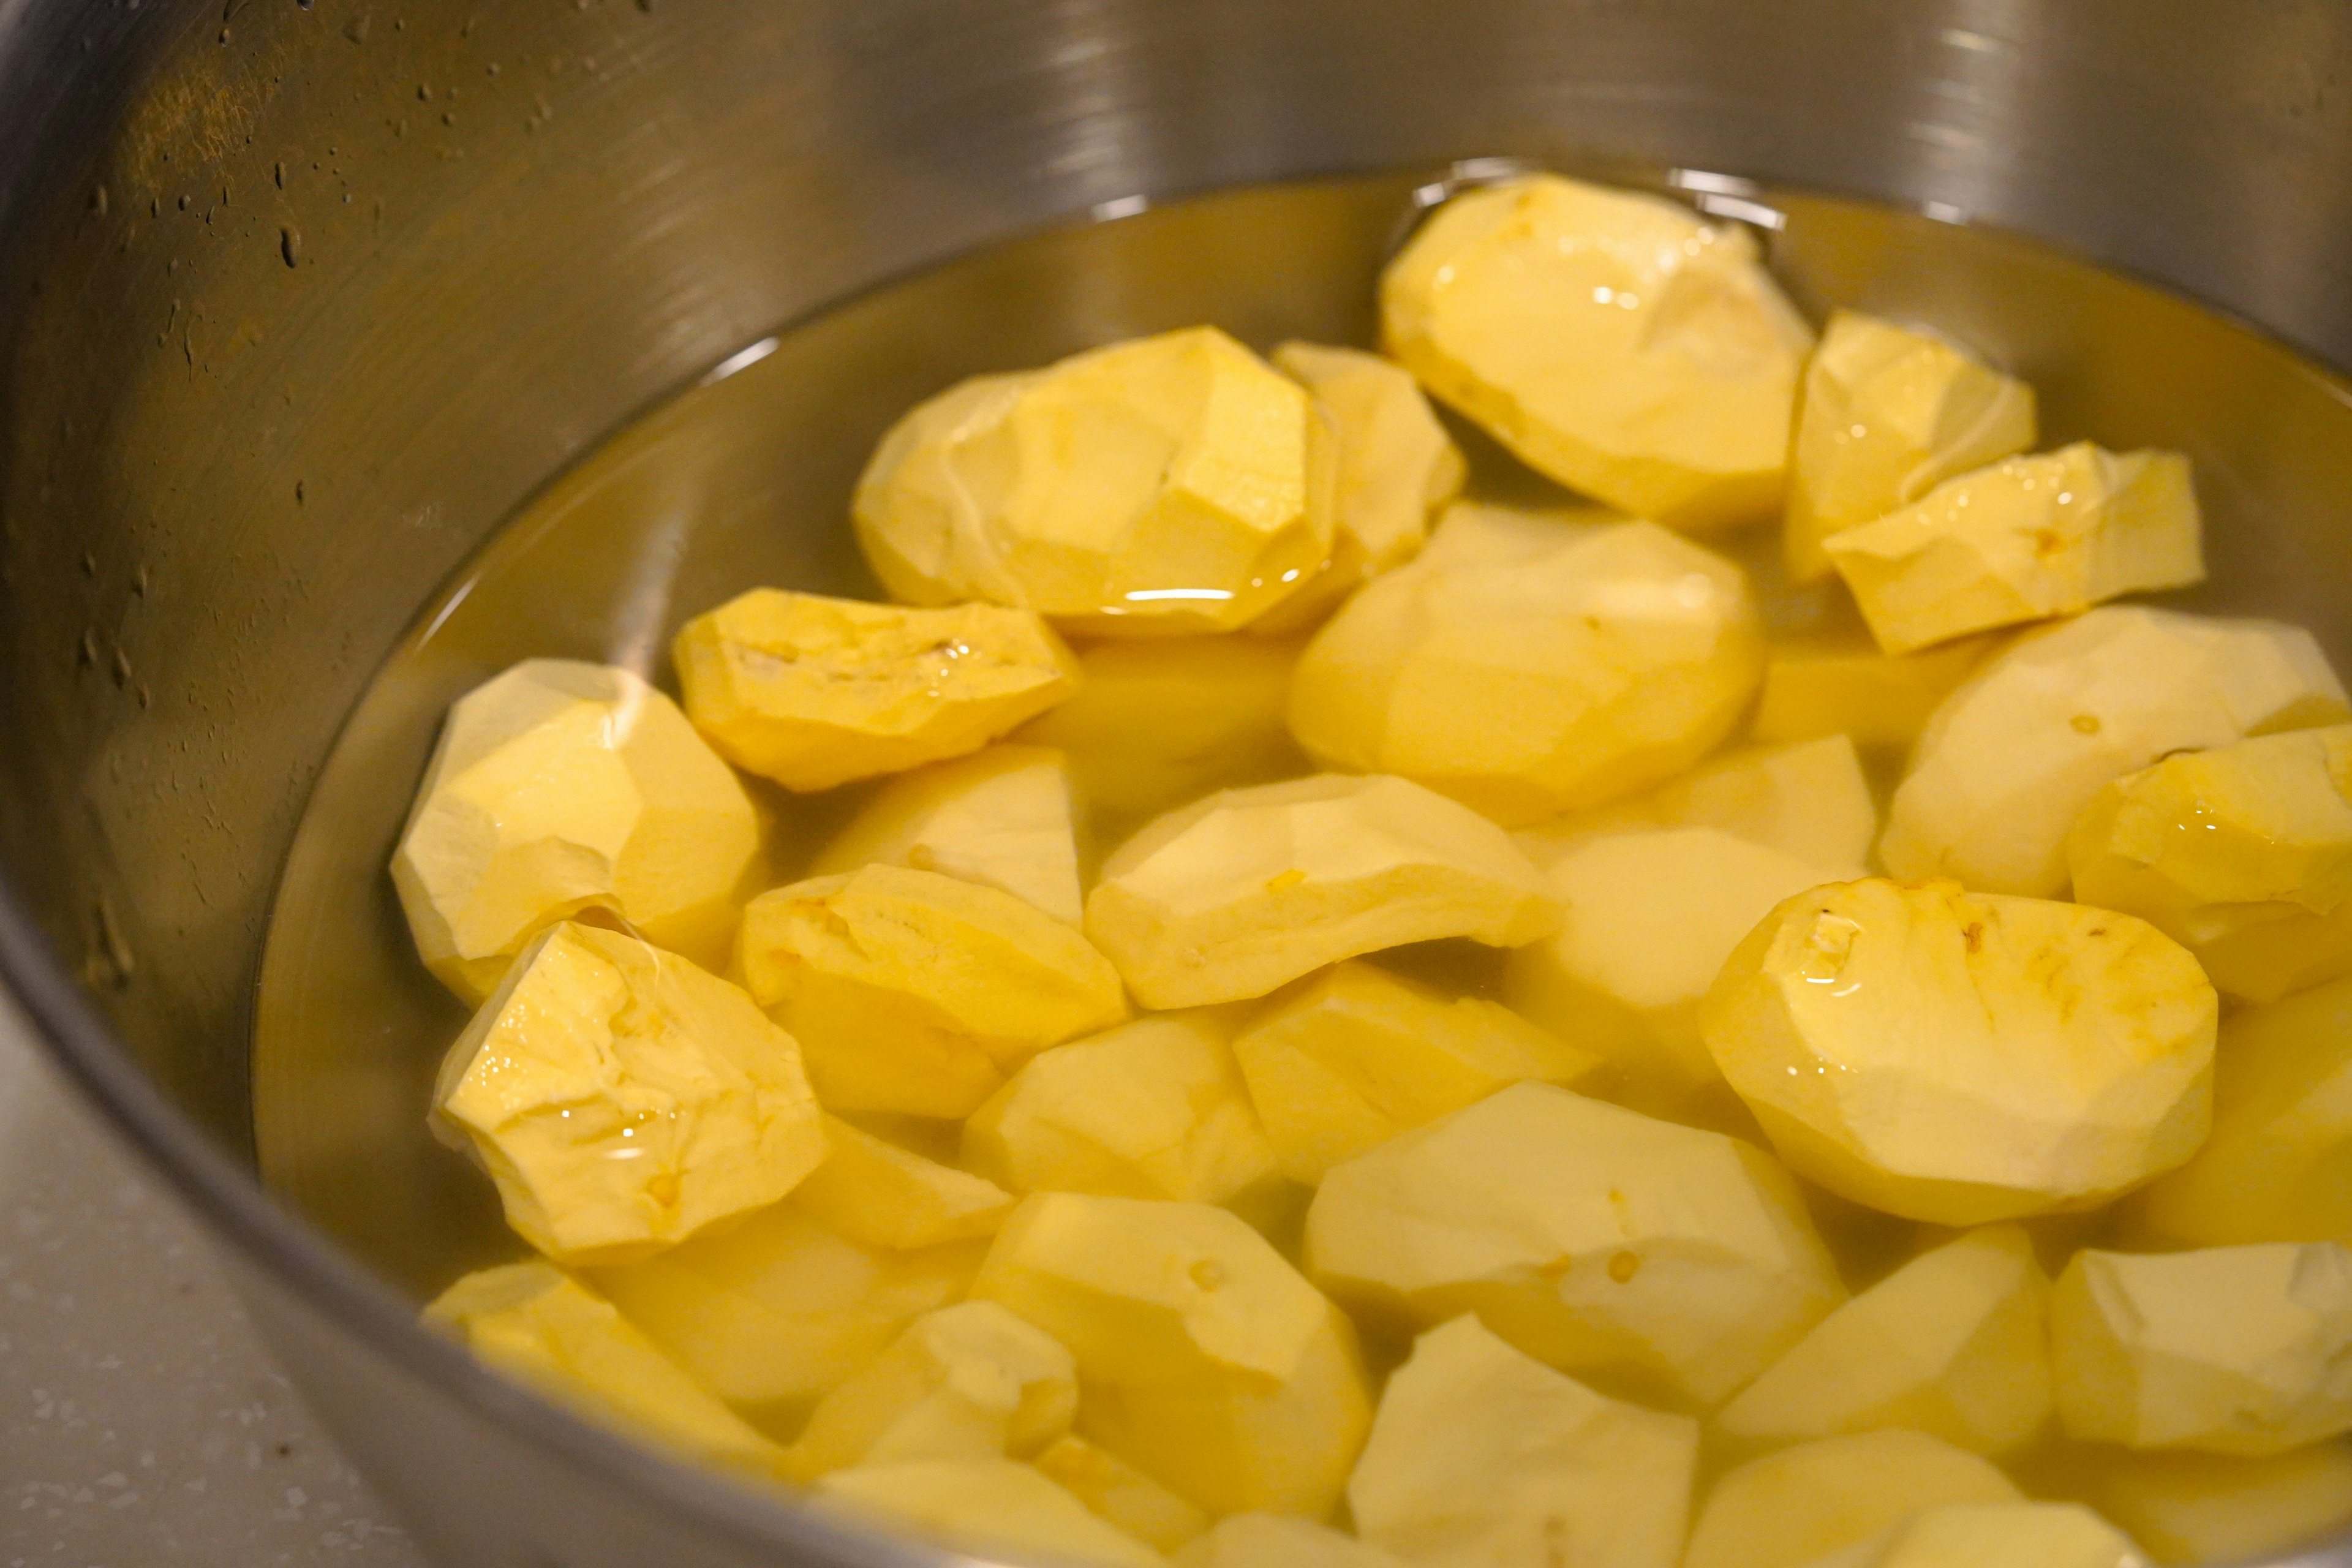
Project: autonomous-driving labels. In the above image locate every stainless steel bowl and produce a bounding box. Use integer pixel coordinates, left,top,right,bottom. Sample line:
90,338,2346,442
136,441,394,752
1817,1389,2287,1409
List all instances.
6,2,2352,1564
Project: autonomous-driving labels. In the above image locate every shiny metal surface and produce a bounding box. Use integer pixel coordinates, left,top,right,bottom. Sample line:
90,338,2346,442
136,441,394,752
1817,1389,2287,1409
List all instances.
3,1,2352,1564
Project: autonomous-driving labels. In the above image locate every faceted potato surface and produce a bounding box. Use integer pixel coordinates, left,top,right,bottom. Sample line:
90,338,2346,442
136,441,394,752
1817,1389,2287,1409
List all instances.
1304,1081,1844,1405
1807,1502,2146,1568
1515,734,1877,873
787,1300,1076,1476
1288,511,1765,825
1702,879,2217,1224
815,1457,1163,1568
1681,1430,2022,1568
1038,1434,1213,1555
432,921,826,1265
1348,1314,1698,1568
673,589,1079,791
812,744,1085,925
788,1114,1014,1253
1381,174,1814,531
2068,1444,2352,1568
1084,773,1561,1009
393,658,761,1001
853,325,1335,636
1178,1512,1407,1568
1749,627,1999,755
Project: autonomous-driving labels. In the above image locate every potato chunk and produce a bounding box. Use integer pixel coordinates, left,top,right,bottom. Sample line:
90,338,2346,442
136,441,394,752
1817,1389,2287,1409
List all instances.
432,922,825,1265
1749,628,2001,755
1231,961,1597,1184
1305,1082,1842,1404
673,589,1078,791
1039,1435,1212,1554
787,1300,1075,1476
738,864,1128,1118
2069,725,2352,1004
1783,311,2037,584
1717,1226,2052,1453
1287,513,1765,824
426,1262,790,1481
789,1115,1013,1251
1349,1314,1697,1568
963,1014,1284,1211
853,326,1335,636
1180,1515,1401,1568
2052,1242,2352,1455
1880,606,2349,897
393,659,761,1001
1381,174,1812,531
971,1193,1373,1517
1682,1431,2022,1568
816,1458,1163,1568
1084,774,1560,1009
2066,1444,2352,1567
812,744,1084,924
1825,444,2204,654
1807,1502,2146,1568
1702,879,2215,1224
1516,734,1877,871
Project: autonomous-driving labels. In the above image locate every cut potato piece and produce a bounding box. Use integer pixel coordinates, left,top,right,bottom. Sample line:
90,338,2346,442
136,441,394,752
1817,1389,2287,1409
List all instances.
1703,878,2215,1224
432,921,825,1265
1381,173,1812,531
1084,774,1560,1009
673,589,1078,791
1178,1513,1403,1568
1288,512,1765,824
812,744,1084,925
1515,735,1877,873
790,1115,1014,1252
1717,1225,2052,1453
1304,1082,1842,1405
1348,1314,1697,1568
1231,960,1597,1184
2067,1443,2352,1567
1749,628,2002,754
2051,1242,2352,1455
971,1193,1373,1517
738,864,1128,1118
816,1458,1163,1568
1803,1501,2146,1568
1881,606,2349,897
2069,724,2352,1004
1682,1430,2022,1568
787,1300,1075,1476
1783,311,2037,585
852,326,1334,637
1039,1435,1213,1555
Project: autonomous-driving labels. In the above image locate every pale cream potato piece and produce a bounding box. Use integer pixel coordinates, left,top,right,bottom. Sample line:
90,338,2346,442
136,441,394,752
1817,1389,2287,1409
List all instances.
1880,606,2350,897
1800,1502,2146,1568
1178,1513,1405,1568
1514,734,1877,872
816,1458,1163,1568
787,1300,1076,1476
1083,773,1560,1009
853,325,1335,636
1749,627,2002,754
1717,1225,2053,1454
2068,1444,2352,1568
1287,512,1765,824
788,1115,1014,1252
432,921,826,1265
1038,1435,1213,1555
1702,878,2216,1224
1783,311,2037,584
1231,960,1597,1184
2069,724,2352,1004
971,1193,1373,1517
673,589,1079,791
738,864,1128,1118
393,658,762,1001
1304,1081,1842,1405
812,744,1084,925
2052,1242,2352,1456
1348,1314,1697,1568
1682,1430,2022,1568
1381,173,1813,531
1826,443,2204,655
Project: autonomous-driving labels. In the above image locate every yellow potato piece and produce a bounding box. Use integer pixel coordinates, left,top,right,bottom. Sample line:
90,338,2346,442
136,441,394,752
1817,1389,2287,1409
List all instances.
1179,1514,1403,1568
1826,444,2205,655
1231,960,1598,1184
1783,311,2038,585
1039,1435,1213,1555
1702,878,2216,1224
1287,511,1765,825
1349,1314,1697,1568
971,1193,1373,1517
1749,627,2000,755
1304,1081,1842,1405
2052,1242,2352,1456
790,1114,1014,1251
963,1013,1284,1212
426,1263,788,1482
2133,974,2352,1248
1515,734,1878,873
1682,1430,2022,1568
1381,174,1813,531
1804,1502,2146,1568
787,1300,1076,1477
816,1457,1163,1568
672,589,1079,791
432,922,826,1265
590,1203,984,1427
738,864,1129,1118
2066,1443,2352,1567
392,658,762,1002
853,325,1335,637
1716,1225,2053,1454
812,744,1084,925
2069,724,2352,1004
1084,773,1561,1009
1881,606,2350,897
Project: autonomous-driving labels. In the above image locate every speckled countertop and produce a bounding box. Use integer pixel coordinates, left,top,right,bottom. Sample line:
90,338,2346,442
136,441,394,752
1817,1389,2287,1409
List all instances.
0,1001,426,1567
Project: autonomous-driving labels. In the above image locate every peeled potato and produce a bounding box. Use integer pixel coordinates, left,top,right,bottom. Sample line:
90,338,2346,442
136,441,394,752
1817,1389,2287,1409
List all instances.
1682,1430,2022,1568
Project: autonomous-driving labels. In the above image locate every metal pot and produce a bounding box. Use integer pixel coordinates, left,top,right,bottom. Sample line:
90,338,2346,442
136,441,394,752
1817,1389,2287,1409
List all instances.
4,2,2352,1564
